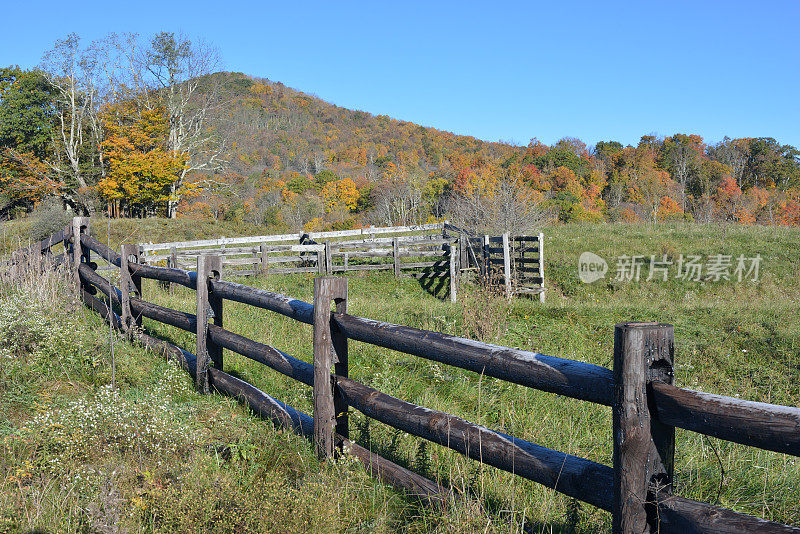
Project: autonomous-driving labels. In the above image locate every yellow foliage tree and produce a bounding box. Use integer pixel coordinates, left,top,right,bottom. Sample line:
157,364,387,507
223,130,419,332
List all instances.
320,177,359,216
96,100,186,217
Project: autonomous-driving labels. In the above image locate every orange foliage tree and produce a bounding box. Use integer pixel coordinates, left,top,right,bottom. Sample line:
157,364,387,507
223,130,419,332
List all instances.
96,100,186,217
320,177,359,219
0,149,62,206
777,188,800,226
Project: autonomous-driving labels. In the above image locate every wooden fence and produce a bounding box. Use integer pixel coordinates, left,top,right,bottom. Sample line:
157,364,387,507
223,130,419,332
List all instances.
445,223,545,302
7,217,800,533
138,222,447,267
135,222,546,303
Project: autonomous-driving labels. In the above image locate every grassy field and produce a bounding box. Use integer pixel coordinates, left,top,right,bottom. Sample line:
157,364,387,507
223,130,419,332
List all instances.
1,219,799,532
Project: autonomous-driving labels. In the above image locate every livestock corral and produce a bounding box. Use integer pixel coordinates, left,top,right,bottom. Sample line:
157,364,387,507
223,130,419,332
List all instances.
1,219,799,533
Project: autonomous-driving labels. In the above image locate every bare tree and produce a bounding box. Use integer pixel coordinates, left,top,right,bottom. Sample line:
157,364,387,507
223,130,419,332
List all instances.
138,32,225,217
710,137,748,187
281,194,323,230
447,171,547,235
669,143,691,212
40,33,100,213
371,173,425,226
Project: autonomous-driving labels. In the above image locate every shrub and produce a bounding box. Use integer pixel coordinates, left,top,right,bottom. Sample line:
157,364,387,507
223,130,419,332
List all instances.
29,197,71,241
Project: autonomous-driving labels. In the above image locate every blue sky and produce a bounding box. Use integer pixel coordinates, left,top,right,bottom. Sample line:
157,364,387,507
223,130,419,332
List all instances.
2,1,799,149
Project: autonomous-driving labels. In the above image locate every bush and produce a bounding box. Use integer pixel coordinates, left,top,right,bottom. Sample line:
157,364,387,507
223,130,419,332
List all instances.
29,197,71,241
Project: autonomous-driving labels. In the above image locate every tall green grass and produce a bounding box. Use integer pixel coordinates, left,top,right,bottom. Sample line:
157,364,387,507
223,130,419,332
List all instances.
0,268,508,533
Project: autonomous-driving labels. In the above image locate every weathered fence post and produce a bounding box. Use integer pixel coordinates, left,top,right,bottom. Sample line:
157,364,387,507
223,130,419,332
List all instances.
260,244,270,276
393,237,400,277
316,246,325,274
538,232,546,304
324,241,333,275
32,240,43,276
61,224,72,278
448,242,457,303
612,322,675,534
71,217,89,290
482,235,490,284
459,233,468,272
169,246,177,293
196,255,223,394
502,233,512,299
313,276,349,459
120,244,142,329
251,247,259,275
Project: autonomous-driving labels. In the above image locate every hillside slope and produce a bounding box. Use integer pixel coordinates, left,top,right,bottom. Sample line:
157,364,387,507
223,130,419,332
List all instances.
210,72,519,181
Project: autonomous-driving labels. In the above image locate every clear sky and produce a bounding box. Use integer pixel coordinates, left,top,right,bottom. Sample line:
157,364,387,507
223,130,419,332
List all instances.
2,0,799,149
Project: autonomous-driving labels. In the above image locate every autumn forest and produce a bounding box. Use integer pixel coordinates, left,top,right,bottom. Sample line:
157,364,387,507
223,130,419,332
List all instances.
2,32,800,234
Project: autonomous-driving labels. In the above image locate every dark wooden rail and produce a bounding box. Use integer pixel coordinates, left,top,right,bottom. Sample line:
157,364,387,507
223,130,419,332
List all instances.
651,380,800,456
12,218,799,533
335,374,615,511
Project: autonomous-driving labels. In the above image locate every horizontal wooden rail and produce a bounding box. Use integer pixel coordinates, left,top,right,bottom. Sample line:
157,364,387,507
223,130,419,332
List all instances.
651,381,800,457
28,228,68,253
148,244,327,263
139,270,595,403
210,280,314,323
80,234,120,266
332,313,615,406
205,278,614,405
656,492,800,534
335,374,614,510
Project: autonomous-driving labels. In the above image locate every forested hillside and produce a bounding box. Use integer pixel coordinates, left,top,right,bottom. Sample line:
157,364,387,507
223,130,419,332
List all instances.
2,32,800,233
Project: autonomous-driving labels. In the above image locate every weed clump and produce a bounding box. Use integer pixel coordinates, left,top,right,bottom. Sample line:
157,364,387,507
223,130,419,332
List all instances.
29,197,72,242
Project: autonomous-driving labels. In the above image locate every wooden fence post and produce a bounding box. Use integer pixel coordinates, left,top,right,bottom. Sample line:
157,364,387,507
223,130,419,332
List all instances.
120,244,142,329
482,235,490,284
196,255,223,394
393,237,400,277
502,232,512,299
317,246,325,274
613,322,675,534
322,241,331,275
538,232,546,304
448,242,457,303
260,244,270,276
169,246,177,292
313,276,348,459
32,240,43,275
458,234,462,270
71,217,89,290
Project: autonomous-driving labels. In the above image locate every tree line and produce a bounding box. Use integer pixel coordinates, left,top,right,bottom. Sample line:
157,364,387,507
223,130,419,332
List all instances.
2,37,800,231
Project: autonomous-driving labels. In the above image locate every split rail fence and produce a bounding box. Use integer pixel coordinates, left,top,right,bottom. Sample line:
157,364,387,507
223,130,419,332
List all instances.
6,217,800,533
